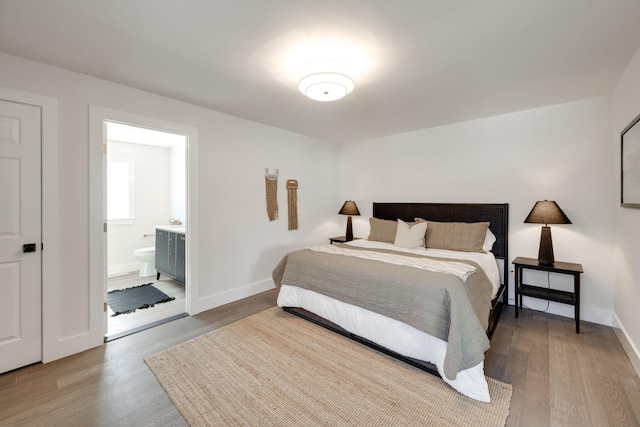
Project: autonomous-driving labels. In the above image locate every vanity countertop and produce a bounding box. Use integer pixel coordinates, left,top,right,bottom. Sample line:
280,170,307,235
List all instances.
155,225,186,234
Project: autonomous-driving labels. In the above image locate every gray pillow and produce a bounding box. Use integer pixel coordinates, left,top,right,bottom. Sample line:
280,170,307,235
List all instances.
367,217,397,243
416,219,490,252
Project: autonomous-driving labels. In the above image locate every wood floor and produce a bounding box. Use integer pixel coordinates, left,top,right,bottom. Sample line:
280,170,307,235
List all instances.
1,289,639,426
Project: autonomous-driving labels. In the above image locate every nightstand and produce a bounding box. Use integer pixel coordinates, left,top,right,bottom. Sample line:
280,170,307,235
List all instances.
513,256,584,333
329,236,360,244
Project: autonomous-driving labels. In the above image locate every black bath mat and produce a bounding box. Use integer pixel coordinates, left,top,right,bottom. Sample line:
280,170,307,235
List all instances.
108,283,175,317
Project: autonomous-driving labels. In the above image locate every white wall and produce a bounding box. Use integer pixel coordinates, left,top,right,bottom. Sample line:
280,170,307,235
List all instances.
341,96,615,325
0,51,341,361
197,121,343,308
170,144,187,223
612,45,640,373
107,141,172,276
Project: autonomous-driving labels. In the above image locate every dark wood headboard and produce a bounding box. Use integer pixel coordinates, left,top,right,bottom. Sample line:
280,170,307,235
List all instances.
372,202,509,260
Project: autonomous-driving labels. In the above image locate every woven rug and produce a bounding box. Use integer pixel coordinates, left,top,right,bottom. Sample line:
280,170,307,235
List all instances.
145,307,512,426
107,283,174,316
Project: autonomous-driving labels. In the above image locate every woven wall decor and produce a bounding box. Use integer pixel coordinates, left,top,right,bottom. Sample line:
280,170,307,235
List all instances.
265,168,278,221
286,179,299,230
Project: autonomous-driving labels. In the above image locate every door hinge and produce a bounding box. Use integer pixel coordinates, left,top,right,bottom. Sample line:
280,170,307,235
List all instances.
104,222,107,232
104,302,107,312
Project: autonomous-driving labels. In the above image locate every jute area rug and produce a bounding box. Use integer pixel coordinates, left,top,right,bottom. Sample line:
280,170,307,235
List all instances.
145,307,512,426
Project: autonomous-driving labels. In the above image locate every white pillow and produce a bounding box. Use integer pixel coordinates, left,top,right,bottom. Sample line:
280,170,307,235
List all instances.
394,219,428,249
483,228,497,252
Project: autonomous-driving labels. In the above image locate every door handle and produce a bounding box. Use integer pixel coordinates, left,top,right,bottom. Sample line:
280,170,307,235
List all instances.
23,243,37,253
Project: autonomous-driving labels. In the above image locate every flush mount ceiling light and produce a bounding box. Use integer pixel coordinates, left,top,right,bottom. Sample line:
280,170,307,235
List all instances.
298,72,355,101
298,60,355,102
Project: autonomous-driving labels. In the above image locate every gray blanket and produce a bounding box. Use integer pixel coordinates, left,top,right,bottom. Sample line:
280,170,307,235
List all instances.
272,244,493,380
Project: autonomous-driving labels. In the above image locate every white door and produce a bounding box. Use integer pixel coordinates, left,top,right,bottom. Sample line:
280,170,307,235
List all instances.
0,99,42,373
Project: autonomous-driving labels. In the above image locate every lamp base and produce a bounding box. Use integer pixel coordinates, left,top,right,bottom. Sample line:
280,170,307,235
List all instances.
345,216,353,241
538,226,555,265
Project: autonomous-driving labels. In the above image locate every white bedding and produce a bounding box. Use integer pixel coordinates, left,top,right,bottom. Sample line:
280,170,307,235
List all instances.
343,239,501,298
276,240,500,402
308,244,478,282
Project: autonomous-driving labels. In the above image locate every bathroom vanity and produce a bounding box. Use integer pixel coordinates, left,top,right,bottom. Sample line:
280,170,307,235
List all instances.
155,226,186,284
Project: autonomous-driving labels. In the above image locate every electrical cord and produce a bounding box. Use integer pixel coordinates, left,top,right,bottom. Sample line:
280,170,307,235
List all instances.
510,271,552,313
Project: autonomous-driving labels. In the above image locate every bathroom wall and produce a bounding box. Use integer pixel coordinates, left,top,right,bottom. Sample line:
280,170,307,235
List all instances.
107,140,173,276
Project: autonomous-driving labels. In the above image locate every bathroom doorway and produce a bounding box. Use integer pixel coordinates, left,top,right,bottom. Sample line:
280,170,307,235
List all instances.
105,122,188,340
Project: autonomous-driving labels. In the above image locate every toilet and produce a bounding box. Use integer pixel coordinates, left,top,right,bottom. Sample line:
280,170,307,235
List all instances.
133,246,156,277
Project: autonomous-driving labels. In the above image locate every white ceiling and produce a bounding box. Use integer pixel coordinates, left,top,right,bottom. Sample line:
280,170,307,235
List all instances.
1,0,640,144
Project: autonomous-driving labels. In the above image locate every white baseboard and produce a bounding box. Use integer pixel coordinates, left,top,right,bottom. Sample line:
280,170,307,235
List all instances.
197,279,275,314
613,314,640,377
519,296,613,326
108,262,139,277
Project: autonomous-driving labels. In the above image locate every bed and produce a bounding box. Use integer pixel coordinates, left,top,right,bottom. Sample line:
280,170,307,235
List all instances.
273,202,509,402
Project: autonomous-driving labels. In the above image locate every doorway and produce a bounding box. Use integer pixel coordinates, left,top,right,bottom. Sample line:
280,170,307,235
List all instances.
88,106,200,343
105,122,187,339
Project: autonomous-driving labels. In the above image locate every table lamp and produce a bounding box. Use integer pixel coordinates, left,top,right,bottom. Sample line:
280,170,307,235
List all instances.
338,200,360,241
524,200,572,265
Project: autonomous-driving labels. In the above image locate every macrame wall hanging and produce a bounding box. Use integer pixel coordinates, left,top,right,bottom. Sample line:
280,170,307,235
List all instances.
265,168,278,221
286,179,299,230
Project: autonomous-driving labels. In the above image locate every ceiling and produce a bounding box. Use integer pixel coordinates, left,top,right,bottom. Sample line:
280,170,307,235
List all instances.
1,0,640,144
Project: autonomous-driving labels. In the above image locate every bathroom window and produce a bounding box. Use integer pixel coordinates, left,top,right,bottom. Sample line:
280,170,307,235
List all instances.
107,158,135,224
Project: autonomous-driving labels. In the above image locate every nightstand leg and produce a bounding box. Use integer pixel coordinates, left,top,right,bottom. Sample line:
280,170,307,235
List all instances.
575,273,580,333
515,266,520,318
